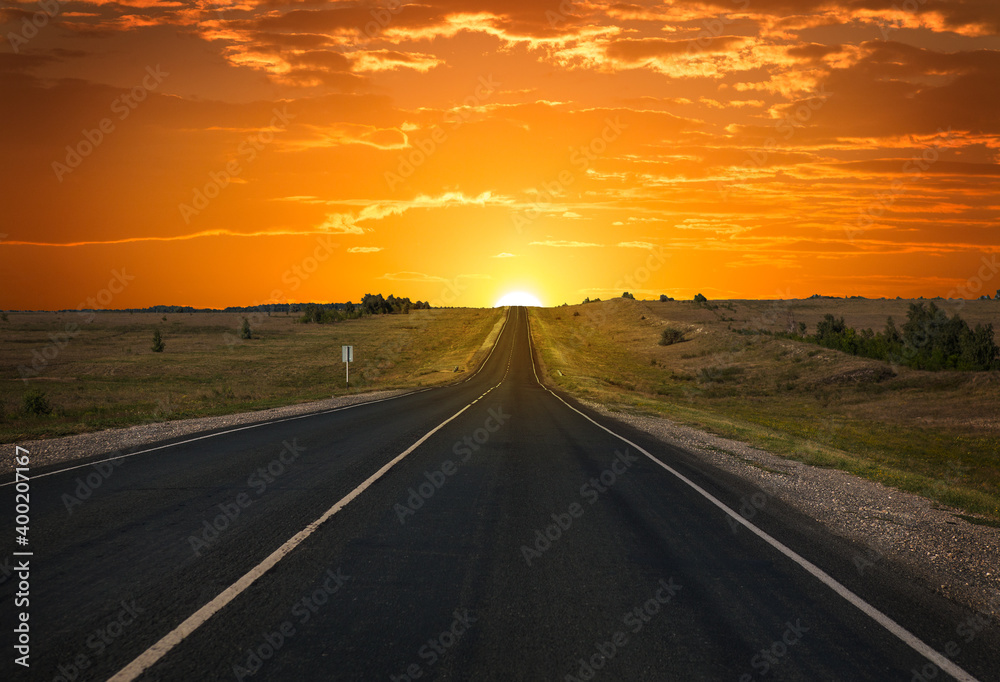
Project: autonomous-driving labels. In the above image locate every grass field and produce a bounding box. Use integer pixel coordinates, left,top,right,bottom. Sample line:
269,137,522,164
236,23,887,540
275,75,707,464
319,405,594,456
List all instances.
529,298,1000,522
0,308,504,443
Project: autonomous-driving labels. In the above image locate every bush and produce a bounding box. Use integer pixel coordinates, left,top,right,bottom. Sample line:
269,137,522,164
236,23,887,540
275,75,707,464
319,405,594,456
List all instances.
22,390,52,416
659,327,685,346
239,317,252,340
693,293,708,303
659,295,673,302
151,329,165,352
622,291,635,300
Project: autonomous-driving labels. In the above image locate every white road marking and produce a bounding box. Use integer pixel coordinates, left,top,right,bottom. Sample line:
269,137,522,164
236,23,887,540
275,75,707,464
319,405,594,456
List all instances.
523,312,980,682
0,390,428,487
108,308,516,681
3,308,513,488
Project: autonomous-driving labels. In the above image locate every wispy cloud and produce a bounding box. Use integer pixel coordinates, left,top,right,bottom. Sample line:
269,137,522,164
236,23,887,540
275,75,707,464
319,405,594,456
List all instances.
378,272,445,282
1,229,339,248
348,246,382,253
530,240,602,248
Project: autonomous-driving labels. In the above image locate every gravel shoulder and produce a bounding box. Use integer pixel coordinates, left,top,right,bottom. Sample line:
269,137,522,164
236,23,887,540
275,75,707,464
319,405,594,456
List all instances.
9,385,998,623
3,389,410,476
581,399,1000,623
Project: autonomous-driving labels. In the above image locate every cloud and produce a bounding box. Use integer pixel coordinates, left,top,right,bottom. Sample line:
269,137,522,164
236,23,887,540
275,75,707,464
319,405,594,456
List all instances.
347,246,382,253
492,252,516,258
315,191,510,235
378,271,445,282
530,240,602,248
1,229,339,247
618,241,657,249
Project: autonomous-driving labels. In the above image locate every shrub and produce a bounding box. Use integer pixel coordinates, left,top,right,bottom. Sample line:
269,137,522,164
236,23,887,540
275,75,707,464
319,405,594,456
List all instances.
22,390,52,416
659,327,685,346
659,295,673,302
151,329,165,352
239,317,252,340
622,291,635,300
693,293,708,303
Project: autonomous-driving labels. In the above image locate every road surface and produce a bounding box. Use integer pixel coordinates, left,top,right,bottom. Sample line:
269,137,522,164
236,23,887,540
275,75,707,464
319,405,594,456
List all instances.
2,307,998,681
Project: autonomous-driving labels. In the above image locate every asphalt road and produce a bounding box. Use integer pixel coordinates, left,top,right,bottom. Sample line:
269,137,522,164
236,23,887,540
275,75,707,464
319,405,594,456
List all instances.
2,307,999,681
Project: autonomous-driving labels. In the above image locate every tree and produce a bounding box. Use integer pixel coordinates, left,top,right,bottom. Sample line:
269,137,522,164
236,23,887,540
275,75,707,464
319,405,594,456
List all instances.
659,295,673,302
239,317,252,340
622,291,635,300
151,329,165,352
693,293,708,303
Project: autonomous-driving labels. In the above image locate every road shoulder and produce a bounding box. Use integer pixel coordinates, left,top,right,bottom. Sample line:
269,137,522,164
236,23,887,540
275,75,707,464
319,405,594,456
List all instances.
577,398,1000,623
1,389,410,476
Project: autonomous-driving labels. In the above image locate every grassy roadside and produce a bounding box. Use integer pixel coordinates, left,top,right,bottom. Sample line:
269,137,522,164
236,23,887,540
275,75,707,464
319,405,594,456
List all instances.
0,308,504,443
529,299,1000,522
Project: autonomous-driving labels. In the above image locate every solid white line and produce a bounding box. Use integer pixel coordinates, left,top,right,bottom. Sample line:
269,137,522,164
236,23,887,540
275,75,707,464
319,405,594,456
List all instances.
5,308,513,487
523,312,980,682
0,390,430,488
462,306,512,383
109,309,515,681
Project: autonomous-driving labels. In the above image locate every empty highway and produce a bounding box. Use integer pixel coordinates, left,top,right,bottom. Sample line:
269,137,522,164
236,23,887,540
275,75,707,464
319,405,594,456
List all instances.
2,307,998,681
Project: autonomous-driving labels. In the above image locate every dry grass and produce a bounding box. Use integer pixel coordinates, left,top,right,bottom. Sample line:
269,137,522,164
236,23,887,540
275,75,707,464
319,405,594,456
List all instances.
0,308,503,443
530,298,1000,521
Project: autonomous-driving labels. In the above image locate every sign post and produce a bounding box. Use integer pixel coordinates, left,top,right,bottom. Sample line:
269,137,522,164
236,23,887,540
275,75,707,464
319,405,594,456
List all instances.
342,345,353,385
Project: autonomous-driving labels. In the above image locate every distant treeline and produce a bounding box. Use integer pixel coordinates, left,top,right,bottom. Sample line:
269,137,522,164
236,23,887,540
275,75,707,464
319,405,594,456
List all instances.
35,295,430,318
766,302,999,371
299,293,430,324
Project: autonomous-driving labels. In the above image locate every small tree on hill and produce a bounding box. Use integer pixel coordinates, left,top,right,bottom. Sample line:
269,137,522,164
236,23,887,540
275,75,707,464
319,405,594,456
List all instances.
151,329,165,353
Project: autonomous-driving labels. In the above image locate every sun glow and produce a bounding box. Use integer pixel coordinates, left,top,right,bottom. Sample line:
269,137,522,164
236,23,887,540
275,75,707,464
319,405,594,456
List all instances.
495,291,544,307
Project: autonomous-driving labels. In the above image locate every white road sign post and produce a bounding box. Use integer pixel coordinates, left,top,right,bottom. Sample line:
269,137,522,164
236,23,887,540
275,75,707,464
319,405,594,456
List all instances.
342,345,353,385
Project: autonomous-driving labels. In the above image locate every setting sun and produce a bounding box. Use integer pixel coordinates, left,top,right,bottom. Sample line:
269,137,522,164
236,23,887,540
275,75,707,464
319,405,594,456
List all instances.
495,292,543,308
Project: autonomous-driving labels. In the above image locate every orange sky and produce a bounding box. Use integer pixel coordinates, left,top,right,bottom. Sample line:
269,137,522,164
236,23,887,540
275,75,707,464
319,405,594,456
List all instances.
2,0,999,308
